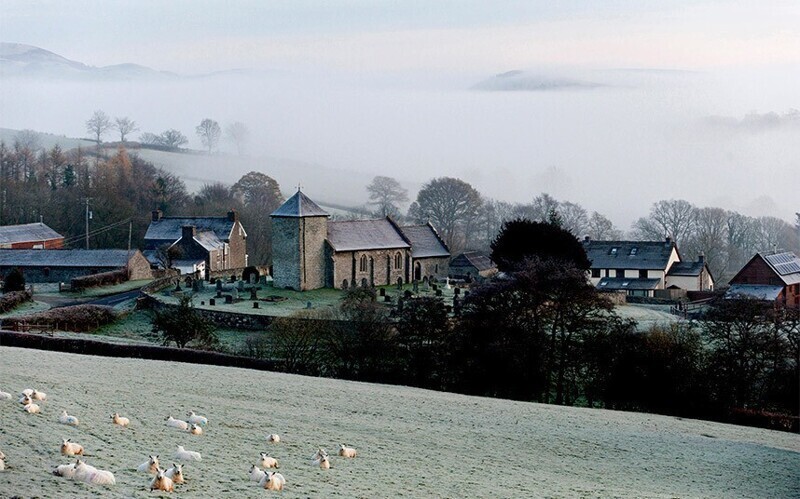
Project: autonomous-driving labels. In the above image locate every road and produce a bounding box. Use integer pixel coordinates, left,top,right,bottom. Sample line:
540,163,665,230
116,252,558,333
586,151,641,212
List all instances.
35,289,142,309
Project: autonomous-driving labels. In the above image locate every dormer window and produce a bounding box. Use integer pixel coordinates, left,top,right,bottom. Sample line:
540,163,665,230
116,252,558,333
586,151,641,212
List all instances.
609,248,618,256
630,247,638,256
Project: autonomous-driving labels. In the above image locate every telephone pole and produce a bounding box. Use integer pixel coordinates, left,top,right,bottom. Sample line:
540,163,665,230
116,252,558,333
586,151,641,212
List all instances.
84,198,91,249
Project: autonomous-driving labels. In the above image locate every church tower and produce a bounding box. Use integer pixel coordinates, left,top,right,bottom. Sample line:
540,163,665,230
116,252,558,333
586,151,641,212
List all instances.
270,189,329,290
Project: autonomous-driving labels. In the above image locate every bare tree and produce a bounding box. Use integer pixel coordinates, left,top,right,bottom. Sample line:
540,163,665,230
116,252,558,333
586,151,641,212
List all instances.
632,199,697,246
225,122,249,155
412,177,482,251
86,110,112,145
114,116,139,142
558,201,589,237
159,129,188,150
14,129,41,152
587,211,622,240
684,207,729,278
196,118,221,154
367,175,408,218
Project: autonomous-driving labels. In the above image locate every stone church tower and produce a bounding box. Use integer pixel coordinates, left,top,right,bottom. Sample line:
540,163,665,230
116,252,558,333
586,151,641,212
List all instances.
270,190,329,290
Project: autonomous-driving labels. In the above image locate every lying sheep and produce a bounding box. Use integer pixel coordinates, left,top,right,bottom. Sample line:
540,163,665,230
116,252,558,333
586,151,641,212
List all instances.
18,394,32,405
187,411,208,426
150,468,174,492
111,413,130,427
338,444,357,458
59,410,79,426
188,423,203,435
20,388,33,397
53,462,77,478
311,448,328,461
0,390,11,400
260,471,286,491
24,402,40,414
249,464,266,483
74,459,116,485
60,439,84,457
174,445,201,462
258,452,279,469
31,389,47,401
165,415,189,430
0,450,5,471
137,455,160,474
267,433,281,443
165,462,184,484
313,454,331,470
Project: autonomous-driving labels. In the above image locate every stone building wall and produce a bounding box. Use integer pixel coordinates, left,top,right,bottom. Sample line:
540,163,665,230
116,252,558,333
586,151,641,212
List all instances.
413,256,449,282
228,221,248,268
271,217,301,290
127,251,155,280
300,217,328,290
329,248,411,289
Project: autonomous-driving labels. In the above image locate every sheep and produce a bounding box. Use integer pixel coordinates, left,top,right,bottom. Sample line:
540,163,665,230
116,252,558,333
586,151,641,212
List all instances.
313,454,331,470
53,463,76,478
137,455,160,474
60,439,84,456
338,444,357,458
258,452,279,469
0,390,11,400
74,459,115,485
174,445,201,462
311,448,328,461
259,471,286,491
24,402,40,414
165,415,189,430
31,389,47,401
249,464,266,483
0,450,5,471
187,410,208,426
111,412,130,427
188,423,203,435
150,468,174,493
165,462,184,484
18,394,32,405
20,388,33,397
267,433,281,443
59,410,79,426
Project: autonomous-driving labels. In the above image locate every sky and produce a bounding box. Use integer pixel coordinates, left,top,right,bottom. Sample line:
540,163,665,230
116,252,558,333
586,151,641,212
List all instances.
1,0,798,228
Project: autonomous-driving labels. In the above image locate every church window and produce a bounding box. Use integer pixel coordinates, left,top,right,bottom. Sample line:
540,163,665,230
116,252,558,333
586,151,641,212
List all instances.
394,252,403,269
359,254,368,272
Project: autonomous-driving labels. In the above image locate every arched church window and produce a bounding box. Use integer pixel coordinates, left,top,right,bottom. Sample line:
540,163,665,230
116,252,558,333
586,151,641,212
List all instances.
359,254,368,272
394,252,403,269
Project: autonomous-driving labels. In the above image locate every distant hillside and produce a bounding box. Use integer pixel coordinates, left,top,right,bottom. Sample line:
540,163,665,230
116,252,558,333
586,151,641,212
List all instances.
472,69,603,91
0,127,94,150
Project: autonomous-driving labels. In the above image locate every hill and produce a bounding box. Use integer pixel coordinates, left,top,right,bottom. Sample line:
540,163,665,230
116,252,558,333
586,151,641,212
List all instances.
0,346,797,498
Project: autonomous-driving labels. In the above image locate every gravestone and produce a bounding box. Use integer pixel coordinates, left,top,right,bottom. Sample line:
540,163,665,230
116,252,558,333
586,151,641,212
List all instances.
216,290,222,298
200,301,205,306
397,297,404,312
232,289,239,300
209,298,215,306
379,288,386,297
435,289,442,296
306,301,312,309
253,302,259,309
412,281,419,292
216,280,223,292
250,288,257,300
224,294,233,304
454,287,460,296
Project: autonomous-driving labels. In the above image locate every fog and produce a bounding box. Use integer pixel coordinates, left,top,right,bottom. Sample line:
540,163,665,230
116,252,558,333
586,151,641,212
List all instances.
2,62,797,228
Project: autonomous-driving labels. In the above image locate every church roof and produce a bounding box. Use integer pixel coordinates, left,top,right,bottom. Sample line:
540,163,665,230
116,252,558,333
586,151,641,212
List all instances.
271,190,329,218
399,224,450,258
327,219,411,252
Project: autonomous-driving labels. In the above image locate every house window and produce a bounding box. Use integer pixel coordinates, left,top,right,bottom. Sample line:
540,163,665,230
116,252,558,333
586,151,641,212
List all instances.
394,252,403,270
591,269,600,278
630,247,638,256
609,248,618,256
359,255,368,272
639,269,647,279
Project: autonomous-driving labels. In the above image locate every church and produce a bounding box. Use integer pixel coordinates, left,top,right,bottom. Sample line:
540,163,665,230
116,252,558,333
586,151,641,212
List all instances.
271,190,450,291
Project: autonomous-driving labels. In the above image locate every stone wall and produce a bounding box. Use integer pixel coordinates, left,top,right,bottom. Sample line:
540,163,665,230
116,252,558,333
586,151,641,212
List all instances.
228,221,248,269
127,251,155,280
329,248,411,288
414,256,449,282
271,217,301,290
300,217,328,290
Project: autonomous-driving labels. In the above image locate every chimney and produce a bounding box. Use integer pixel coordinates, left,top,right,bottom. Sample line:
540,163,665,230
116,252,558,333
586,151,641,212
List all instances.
698,252,705,264
181,225,196,241
583,236,591,243
227,210,238,222
151,210,163,222
665,236,672,246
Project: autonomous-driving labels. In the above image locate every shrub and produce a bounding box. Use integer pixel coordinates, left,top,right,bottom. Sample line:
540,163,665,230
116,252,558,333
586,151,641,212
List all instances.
151,296,218,349
71,269,128,291
3,304,117,332
3,268,25,292
0,290,32,313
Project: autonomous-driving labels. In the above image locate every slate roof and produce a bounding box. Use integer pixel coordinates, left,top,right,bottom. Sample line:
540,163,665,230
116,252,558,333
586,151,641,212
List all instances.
0,249,140,268
399,224,450,258
145,217,235,243
725,284,784,301
0,223,63,245
597,277,661,291
451,251,496,271
327,219,411,252
584,240,677,271
668,261,705,277
762,252,800,285
190,231,225,251
271,190,329,218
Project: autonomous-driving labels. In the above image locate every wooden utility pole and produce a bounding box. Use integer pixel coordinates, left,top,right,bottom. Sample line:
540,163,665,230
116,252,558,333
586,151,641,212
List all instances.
84,198,91,249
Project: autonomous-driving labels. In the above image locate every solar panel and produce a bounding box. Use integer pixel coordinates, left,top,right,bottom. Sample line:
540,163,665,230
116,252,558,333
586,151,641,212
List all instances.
775,261,800,275
767,253,793,265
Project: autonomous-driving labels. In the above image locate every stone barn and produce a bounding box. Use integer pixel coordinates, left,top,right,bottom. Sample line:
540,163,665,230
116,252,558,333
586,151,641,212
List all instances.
0,249,152,283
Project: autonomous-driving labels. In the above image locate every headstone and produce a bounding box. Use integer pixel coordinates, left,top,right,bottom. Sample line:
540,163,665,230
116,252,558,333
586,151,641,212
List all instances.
454,287,460,296
397,297,404,312
224,295,233,304
232,289,239,300
412,281,419,292
253,301,259,309
250,288,257,300
237,280,245,292
306,301,312,309
445,277,451,290
216,280,223,291
175,282,182,292
435,289,443,296
383,295,391,302
200,301,205,306
404,290,413,299
397,280,402,290
230,275,236,283
209,298,215,306
192,280,202,292
379,288,386,297
216,290,222,298
432,284,438,291
250,273,258,284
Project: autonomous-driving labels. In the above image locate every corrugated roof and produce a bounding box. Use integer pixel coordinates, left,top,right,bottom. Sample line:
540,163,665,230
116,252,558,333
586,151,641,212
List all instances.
668,261,705,277
145,217,235,243
0,222,63,245
584,240,676,270
271,190,329,218
725,284,784,301
597,277,661,291
0,249,139,268
399,224,450,258
327,219,410,252
451,251,496,271
762,252,800,285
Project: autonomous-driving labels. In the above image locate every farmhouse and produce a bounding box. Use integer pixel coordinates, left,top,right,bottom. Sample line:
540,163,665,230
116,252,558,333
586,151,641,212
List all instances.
0,222,64,249
143,210,247,275
271,190,450,290
726,251,800,308
449,251,497,282
0,249,152,283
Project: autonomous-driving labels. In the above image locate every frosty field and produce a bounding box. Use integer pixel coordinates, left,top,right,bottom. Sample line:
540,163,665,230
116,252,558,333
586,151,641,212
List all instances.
0,346,797,498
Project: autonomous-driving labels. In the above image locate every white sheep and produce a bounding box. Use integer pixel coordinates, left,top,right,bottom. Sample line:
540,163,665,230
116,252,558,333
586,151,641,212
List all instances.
137,455,160,474
74,458,115,485
188,423,203,435
313,454,331,470
53,463,76,478
18,394,32,405
20,388,33,397
0,390,11,400
165,415,189,430
187,410,208,426
311,448,328,461
259,471,286,491
150,468,174,492
267,433,281,443
249,464,266,483
165,462,184,484
258,452,279,469
0,450,5,471
31,389,47,401
174,445,201,462
60,439,84,456
59,410,79,426
24,402,40,414
338,444,357,458
111,413,130,427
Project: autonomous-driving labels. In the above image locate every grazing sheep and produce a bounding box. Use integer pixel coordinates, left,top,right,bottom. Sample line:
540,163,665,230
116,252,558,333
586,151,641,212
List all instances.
24,402,40,414
338,444,357,458
150,469,174,492
60,439,84,456
249,464,266,483
187,411,208,426
137,455,160,474
74,459,115,485
174,445,201,462
53,463,77,478
31,389,47,401
165,463,184,484
313,454,331,470
267,433,281,443
188,423,203,435
165,415,189,430
111,413,130,427
260,471,286,491
258,452,279,469
59,410,79,426
0,390,11,400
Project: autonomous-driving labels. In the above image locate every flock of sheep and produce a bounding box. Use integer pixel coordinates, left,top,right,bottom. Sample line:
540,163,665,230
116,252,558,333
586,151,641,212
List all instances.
0,387,359,493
